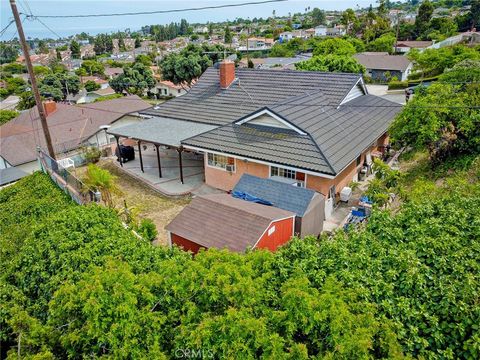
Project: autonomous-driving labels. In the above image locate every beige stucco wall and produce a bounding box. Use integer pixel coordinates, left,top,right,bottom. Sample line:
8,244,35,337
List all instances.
203,134,389,197
204,156,269,191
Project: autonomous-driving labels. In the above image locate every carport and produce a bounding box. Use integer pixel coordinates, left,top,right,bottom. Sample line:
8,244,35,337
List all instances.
108,116,216,184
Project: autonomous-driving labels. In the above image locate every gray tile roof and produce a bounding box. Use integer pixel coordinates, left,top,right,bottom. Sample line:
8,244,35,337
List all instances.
142,67,361,126
184,123,333,174
0,167,28,186
184,93,401,175
233,174,320,217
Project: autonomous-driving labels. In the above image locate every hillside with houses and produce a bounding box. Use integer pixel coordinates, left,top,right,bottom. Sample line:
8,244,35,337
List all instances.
1,0,480,358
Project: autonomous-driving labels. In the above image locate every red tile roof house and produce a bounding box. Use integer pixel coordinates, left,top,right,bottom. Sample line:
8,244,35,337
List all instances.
109,60,401,218
0,96,151,173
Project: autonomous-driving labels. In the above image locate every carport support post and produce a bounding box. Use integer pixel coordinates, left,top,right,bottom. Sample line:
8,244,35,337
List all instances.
178,147,184,184
137,140,144,173
155,144,162,178
115,136,122,167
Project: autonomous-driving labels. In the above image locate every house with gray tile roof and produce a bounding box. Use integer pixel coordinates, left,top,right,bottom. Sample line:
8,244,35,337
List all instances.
109,60,401,217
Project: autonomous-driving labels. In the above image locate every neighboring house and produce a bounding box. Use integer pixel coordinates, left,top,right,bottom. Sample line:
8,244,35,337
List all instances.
109,61,401,218
314,25,327,37
394,40,433,54
104,67,124,79
354,52,413,81
326,25,346,37
279,32,293,42
257,56,310,70
246,37,274,50
0,167,27,188
233,174,325,236
155,80,189,97
304,28,316,38
80,44,95,59
194,25,208,34
166,194,296,253
80,76,109,89
0,96,151,173
0,95,20,111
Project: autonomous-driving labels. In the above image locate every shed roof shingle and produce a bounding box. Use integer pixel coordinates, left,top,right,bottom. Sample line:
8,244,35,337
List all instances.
166,194,294,252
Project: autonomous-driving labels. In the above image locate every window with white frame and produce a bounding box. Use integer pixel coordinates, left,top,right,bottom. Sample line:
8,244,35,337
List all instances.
270,166,296,179
207,153,235,171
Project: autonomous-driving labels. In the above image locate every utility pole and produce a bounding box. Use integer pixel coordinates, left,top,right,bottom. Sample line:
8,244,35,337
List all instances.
10,0,56,159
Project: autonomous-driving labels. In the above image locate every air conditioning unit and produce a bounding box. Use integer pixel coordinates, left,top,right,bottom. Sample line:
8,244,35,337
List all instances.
225,164,235,172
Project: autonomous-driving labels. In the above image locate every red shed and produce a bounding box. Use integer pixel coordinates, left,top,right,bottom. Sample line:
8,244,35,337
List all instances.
165,194,295,254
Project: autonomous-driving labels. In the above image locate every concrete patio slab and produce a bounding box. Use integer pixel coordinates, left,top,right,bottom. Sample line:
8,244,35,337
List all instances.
115,146,205,197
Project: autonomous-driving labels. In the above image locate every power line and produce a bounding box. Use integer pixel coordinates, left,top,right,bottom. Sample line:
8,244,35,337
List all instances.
22,0,286,19
0,19,16,37
33,17,62,39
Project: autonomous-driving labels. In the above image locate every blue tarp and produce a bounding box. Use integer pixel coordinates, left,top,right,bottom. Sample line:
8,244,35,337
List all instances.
231,191,274,206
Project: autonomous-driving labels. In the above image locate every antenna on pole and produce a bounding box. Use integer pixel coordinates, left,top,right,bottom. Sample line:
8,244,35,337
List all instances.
9,0,56,159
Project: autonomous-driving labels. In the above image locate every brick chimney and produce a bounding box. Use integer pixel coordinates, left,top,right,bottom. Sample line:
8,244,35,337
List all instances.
43,100,57,117
219,60,235,89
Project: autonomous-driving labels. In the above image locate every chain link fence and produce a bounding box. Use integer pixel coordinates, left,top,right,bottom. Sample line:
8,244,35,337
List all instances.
37,147,96,205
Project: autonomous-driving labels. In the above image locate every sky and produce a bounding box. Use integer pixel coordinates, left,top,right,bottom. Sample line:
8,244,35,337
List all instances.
1,0,380,40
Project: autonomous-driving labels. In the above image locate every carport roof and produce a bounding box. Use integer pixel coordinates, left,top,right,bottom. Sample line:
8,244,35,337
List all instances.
108,116,217,147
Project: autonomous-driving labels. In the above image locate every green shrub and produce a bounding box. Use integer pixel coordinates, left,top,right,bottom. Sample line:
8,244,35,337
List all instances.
82,146,101,163
136,218,158,241
387,80,408,90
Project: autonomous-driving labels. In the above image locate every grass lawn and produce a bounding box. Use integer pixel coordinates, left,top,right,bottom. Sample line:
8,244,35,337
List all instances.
74,159,190,246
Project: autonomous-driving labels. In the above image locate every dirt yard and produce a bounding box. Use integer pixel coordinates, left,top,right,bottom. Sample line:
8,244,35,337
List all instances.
75,159,190,246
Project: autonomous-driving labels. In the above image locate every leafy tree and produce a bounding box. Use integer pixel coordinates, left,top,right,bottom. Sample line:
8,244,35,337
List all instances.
70,40,81,59
0,109,19,125
82,164,121,207
160,53,208,87
109,62,155,95
84,79,101,92
134,36,141,49
17,91,36,110
366,33,396,53
470,0,480,29
224,26,232,47
313,38,357,56
345,37,366,53
1,62,25,74
439,59,480,83
408,45,480,78
341,8,357,31
33,65,51,76
0,44,19,64
311,7,326,26
39,73,80,100
36,40,49,54
390,83,480,163
2,164,480,358
415,0,434,36
296,55,365,73
135,54,153,66
93,33,113,54
2,77,27,97
78,59,105,76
